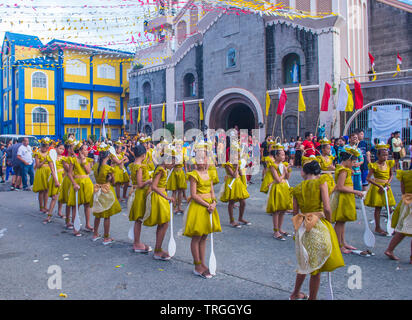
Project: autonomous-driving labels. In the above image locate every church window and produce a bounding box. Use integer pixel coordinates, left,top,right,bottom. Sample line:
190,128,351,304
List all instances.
283,53,301,84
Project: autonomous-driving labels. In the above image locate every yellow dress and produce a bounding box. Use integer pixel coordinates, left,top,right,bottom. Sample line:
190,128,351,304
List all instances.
220,162,249,202
143,166,170,227
111,152,130,184
364,160,396,208
266,162,292,213
207,156,219,185
292,176,344,275
183,171,222,237
391,170,412,236
331,166,356,222
92,164,121,218
316,155,336,195
47,155,65,197
32,151,51,193
146,148,155,173
128,163,151,221
67,157,94,207
167,163,187,190
260,156,275,193
59,156,75,204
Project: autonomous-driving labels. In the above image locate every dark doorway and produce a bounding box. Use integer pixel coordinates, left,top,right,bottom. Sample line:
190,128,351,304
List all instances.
226,103,255,131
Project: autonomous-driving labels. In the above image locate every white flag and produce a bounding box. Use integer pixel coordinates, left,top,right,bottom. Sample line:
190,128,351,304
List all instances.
337,80,349,111
123,106,127,126
102,122,106,138
105,108,109,125
90,106,94,124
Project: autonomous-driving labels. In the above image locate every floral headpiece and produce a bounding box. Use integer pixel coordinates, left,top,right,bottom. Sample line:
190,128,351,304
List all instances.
39,137,53,145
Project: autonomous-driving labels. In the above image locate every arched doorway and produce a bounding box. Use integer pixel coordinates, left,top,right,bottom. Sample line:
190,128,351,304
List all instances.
226,103,255,130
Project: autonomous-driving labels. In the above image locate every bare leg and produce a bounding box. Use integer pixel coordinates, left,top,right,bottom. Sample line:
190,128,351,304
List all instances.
308,274,321,300
84,204,93,230
177,190,183,211
65,205,72,228
44,195,58,223
38,193,44,212
238,199,248,223
93,217,101,238
374,207,386,234
133,220,147,250
57,202,63,217
278,212,286,233
115,183,121,200
122,183,129,200
42,191,49,212
273,213,282,238
384,232,405,260
154,223,169,257
103,218,111,242
228,201,239,227
290,274,307,300
191,236,203,273
199,235,207,268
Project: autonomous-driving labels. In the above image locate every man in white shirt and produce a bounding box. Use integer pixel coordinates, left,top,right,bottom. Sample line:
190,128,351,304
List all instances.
17,137,34,191
391,131,403,170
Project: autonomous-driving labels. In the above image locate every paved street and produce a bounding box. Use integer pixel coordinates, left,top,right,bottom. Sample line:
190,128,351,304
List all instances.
0,168,411,300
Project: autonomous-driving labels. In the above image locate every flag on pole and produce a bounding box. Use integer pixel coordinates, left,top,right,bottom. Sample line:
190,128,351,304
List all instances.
276,89,287,115
345,58,355,77
354,80,364,110
199,100,204,121
101,107,106,124
298,84,306,112
337,80,354,112
123,106,127,126
368,52,377,81
137,106,141,123
102,122,106,138
265,91,271,117
182,101,186,122
320,82,332,112
90,105,94,124
148,104,152,123
130,108,133,125
105,108,109,125
161,103,165,122
393,53,402,77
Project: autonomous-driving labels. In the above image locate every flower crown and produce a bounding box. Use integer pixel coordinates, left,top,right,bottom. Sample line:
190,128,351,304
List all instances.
97,143,110,152
319,138,331,145
302,155,318,166
375,142,390,150
343,146,360,158
39,137,53,145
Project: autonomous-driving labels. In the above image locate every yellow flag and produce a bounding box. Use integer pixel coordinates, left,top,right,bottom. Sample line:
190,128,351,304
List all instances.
137,106,141,123
345,84,354,112
199,101,204,121
161,103,165,122
298,84,306,112
265,91,271,116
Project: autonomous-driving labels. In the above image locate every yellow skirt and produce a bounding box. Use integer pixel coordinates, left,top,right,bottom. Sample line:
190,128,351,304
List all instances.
266,182,292,213
364,184,396,208
129,187,149,221
48,171,64,197
113,166,129,184
220,177,249,203
321,173,335,195
67,177,94,207
167,169,187,190
58,176,71,204
208,166,219,185
33,166,51,193
260,171,273,194
93,185,121,219
143,191,170,227
391,200,412,236
183,199,222,237
331,191,356,222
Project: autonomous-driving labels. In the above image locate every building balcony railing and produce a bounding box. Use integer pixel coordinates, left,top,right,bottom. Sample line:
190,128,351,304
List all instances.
144,16,174,33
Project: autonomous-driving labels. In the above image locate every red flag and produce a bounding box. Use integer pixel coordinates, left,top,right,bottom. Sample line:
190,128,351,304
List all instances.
182,101,186,122
321,82,332,112
368,52,375,68
276,89,287,115
129,109,133,125
344,58,355,77
148,104,152,123
101,107,106,124
354,80,364,110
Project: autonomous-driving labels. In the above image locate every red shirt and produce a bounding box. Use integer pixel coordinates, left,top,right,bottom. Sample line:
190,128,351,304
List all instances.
302,140,316,156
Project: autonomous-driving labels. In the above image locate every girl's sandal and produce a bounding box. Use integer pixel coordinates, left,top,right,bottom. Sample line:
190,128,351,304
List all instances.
103,238,115,245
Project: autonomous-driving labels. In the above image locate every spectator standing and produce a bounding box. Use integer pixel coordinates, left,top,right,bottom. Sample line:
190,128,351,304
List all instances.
289,137,296,166
301,132,317,157
391,131,403,171
282,138,290,163
17,137,34,191
0,143,5,183
344,133,364,191
356,129,371,191
9,139,23,190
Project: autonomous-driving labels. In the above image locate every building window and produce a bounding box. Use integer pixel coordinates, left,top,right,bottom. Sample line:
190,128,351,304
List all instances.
66,94,88,111
283,53,301,84
32,71,47,88
97,97,117,112
15,71,18,90
97,64,116,80
32,107,48,123
183,73,196,97
177,20,187,45
66,59,87,76
142,82,151,104
190,6,198,34
226,48,237,68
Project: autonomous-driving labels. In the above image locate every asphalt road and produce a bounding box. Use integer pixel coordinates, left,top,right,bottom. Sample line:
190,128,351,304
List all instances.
0,168,411,300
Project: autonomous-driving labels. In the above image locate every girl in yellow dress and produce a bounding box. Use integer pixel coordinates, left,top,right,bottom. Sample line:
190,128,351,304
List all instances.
183,144,221,279
385,168,412,262
60,139,76,229
364,143,396,236
260,147,275,194
330,147,364,254
206,141,219,185
290,160,344,300
67,143,95,236
110,141,130,202
143,148,175,260
91,146,122,245
167,140,188,214
316,138,335,195
44,143,66,224
220,142,250,228
141,136,155,176
33,138,51,213
266,145,292,240
128,144,153,253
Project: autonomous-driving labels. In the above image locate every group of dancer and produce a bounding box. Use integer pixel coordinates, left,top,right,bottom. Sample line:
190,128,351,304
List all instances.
25,133,411,299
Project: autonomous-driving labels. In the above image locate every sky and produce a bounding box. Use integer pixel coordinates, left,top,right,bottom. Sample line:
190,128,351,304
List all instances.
0,0,182,53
